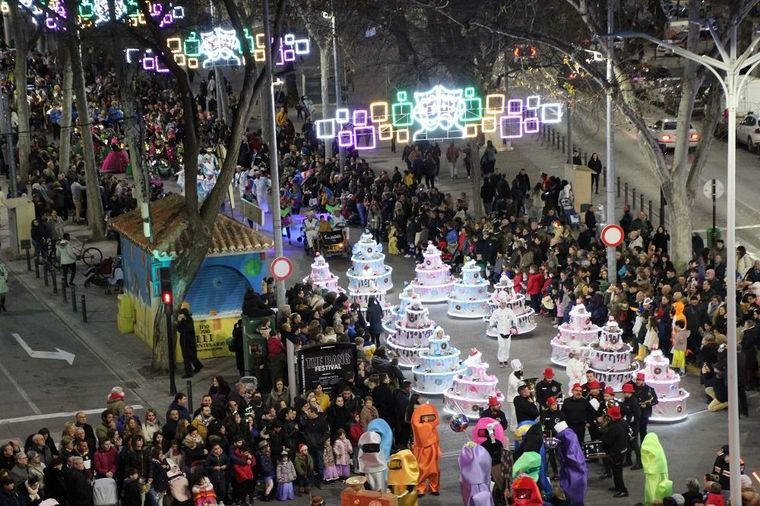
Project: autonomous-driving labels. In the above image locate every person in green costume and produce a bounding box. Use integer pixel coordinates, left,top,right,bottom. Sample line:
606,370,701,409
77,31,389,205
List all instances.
641,432,673,505
512,451,542,483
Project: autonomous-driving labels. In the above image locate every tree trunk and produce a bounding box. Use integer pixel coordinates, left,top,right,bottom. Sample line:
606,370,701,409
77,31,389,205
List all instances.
319,43,330,120
8,1,30,183
66,35,105,237
285,69,299,106
662,181,693,273
470,141,483,218
59,46,73,173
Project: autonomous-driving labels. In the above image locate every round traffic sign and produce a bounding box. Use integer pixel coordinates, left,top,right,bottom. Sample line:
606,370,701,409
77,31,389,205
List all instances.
600,224,625,248
270,256,293,281
703,179,724,199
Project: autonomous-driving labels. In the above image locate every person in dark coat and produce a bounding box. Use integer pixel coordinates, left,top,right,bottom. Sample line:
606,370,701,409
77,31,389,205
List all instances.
479,396,509,431
621,383,642,469
391,381,412,450
371,373,394,424
600,406,629,498
64,457,94,506
562,383,594,443
242,289,274,317
0,478,25,506
365,296,384,347
176,303,203,378
42,458,66,505
514,385,540,424
587,153,602,194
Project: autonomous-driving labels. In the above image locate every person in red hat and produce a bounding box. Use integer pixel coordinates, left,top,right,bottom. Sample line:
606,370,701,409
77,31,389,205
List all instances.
620,383,642,469
479,396,508,431
633,372,658,443
585,379,605,441
600,405,629,498
561,383,594,443
540,396,565,479
535,367,563,410
514,384,539,424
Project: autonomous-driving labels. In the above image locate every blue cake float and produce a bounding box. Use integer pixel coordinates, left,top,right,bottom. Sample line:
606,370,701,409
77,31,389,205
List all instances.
412,327,466,395
386,294,436,368
447,259,490,318
383,284,415,337
410,242,455,303
346,231,393,310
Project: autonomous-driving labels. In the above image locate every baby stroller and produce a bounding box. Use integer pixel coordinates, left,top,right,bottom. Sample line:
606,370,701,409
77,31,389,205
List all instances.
83,257,123,294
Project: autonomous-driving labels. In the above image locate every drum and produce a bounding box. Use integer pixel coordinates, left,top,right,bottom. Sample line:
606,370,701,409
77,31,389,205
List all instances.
543,436,560,449
581,440,606,459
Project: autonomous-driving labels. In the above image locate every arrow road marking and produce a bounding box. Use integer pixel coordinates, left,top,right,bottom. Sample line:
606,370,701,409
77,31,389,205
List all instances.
12,333,76,365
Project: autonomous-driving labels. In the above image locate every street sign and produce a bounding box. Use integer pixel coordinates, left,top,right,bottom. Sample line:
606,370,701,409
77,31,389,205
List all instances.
270,256,293,281
703,179,724,199
600,224,625,248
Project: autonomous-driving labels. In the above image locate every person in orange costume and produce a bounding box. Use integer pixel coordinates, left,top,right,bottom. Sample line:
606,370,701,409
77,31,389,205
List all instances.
411,403,441,496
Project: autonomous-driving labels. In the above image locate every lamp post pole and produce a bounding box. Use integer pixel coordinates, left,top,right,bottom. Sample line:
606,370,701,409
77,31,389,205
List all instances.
329,1,344,170
605,0,616,285
613,21,760,505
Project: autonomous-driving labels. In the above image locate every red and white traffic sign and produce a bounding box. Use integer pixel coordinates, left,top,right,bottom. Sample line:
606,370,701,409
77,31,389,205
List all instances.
270,256,293,281
600,224,625,248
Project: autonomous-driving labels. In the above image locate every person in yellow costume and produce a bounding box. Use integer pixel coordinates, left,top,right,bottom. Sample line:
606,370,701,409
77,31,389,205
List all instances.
411,403,441,496
388,449,420,506
641,432,673,505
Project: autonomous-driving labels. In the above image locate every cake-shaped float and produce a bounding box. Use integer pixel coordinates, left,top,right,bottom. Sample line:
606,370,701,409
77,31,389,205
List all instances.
386,294,436,368
412,326,466,395
303,253,345,294
588,317,640,391
409,242,455,303
447,259,490,318
484,273,536,336
642,349,690,422
383,284,415,337
443,348,504,419
346,231,393,312
550,301,601,365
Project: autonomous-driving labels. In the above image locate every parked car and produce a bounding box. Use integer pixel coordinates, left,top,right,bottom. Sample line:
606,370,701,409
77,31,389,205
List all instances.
736,112,760,152
649,118,700,151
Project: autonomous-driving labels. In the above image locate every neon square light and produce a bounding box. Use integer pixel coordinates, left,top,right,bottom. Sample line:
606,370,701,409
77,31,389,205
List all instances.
507,99,523,116
541,103,562,124
524,117,540,133
294,40,310,54
378,124,393,140
500,116,523,139
526,95,541,110
336,108,350,124
481,116,497,133
352,109,368,127
284,33,295,45
370,102,388,123
463,96,482,123
486,94,505,115
396,128,409,144
392,102,413,127
338,129,353,147
464,124,478,138
353,126,376,150
315,119,336,139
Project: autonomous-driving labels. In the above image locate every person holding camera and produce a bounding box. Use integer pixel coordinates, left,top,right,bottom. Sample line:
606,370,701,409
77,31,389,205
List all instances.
176,302,203,378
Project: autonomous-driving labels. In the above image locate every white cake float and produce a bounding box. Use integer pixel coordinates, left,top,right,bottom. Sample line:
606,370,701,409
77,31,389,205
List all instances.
550,302,601,365
588,317,640,391
346,231,393,314
443,348,504,419
382,284,414,337
409,242,455,303
412,327,466,395
643,349,690,422
483,273,536,336
386,295,436,368
447,259,490,318
303,253,345,294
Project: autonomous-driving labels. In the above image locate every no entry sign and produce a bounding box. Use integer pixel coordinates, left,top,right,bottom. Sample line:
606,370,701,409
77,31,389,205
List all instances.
600,224,625,248
270,256,293,281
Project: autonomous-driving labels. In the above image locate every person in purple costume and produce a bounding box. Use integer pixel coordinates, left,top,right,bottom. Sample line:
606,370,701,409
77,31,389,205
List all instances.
555,420,588,505
458,442,494,506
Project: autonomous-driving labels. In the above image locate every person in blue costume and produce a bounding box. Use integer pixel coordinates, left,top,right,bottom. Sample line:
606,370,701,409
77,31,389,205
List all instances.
513,422,553,501
367,418,394,464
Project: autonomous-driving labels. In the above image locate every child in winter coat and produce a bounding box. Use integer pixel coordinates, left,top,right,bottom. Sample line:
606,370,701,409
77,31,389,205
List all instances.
348,413,363,471
276,450,296,501
671,319,690,375
333,429,353,478
359,397,379,430
190,474,217,506
294,444,315,495
204,444,228,504
322,440,339,482
122,468,142,506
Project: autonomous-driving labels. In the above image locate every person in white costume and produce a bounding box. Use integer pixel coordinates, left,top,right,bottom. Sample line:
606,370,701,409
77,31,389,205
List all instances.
489,298,518,367
565,341,587,396
506,359,525,431
303,211,320,252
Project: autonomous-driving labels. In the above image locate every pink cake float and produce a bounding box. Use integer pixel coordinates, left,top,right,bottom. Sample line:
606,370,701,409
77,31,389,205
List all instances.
447,259,490,318
382,284,415,337
443,349,504,419
588,317,640,391
409,242,455,303
550,302,601,365
386,295,436,368
642,349,690,422
483,273,536,337
303,253,345,294
412,327,466,395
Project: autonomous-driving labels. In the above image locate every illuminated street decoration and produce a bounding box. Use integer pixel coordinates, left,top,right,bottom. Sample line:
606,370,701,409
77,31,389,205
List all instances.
314,87,563,149
125,31,309,71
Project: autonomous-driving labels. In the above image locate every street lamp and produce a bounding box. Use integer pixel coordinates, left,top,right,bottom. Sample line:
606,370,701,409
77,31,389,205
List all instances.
613,21,760,506
323,4,344,170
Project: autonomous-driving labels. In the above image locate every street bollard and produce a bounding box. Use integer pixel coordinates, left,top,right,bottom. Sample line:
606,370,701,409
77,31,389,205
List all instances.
551,130,556,147
632,189,637,209
43,265,49,287
561,136,565,153
648,200,653,221
617,177,621,197
81,295,87,323
187,380,194,413
624,183,629,206
640,194,645,214
52,273,58,294
34,260,39,279
603,168,607,187
72,285,77,312
584,152,588,165
25,249,31,272
62,278,67,302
